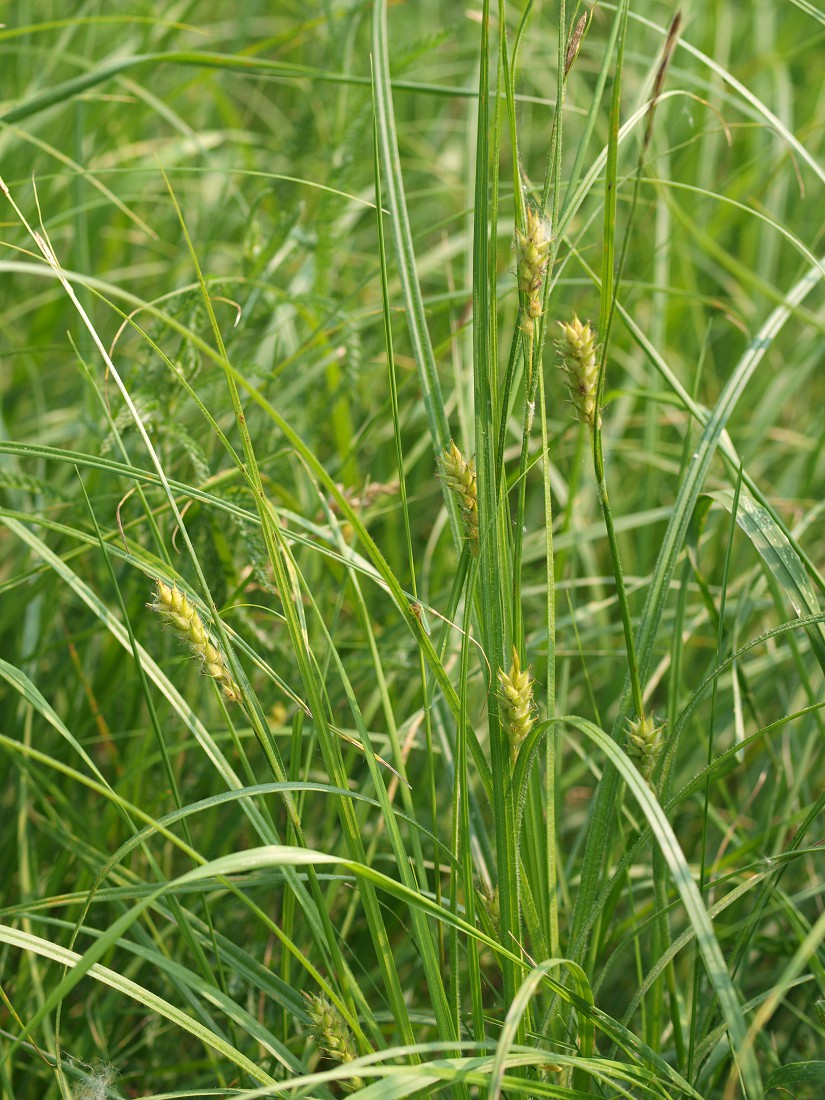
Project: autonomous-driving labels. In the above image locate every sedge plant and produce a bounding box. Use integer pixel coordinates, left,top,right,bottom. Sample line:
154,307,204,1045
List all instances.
0,4,823,1100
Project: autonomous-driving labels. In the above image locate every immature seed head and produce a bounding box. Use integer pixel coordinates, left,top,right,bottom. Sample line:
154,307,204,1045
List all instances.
477,882,501,938
437,440,479,556
556,314,601,429
149,580,241,703
625,713,666,783
498,646,535,767
516,207,551,323
304,993,363,1091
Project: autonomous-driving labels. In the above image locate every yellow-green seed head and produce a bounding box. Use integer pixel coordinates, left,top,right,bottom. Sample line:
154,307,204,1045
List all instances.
516,207,551,322
498,646,535,767
438,440,479,555
149,581,241,703
625,713,666,782
304,993,363,1091
556,314,601,428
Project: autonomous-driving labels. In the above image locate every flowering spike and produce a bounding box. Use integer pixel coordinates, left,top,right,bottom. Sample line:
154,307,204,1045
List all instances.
516,207,551,323
304,993,363,1092
149,581,241,703
437,441,479,555
625,713,666,783
556,314,602,428
498,646,535,767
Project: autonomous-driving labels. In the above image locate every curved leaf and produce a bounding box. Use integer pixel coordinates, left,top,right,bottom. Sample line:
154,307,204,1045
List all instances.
707,488,825,675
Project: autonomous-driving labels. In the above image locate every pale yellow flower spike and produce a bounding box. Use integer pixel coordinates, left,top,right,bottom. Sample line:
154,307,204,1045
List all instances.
516,207,551,323
498,645,536,768
149,580,241,703
556,314,602,429
438,440,479,556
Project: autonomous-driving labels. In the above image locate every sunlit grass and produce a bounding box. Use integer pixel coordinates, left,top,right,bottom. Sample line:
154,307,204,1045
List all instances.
1,3,824,1098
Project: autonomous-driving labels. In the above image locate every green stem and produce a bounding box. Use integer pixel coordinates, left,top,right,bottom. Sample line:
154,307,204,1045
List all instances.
474,0,519,1023
511,320,536,643
538,366,559,958
592,433,645,721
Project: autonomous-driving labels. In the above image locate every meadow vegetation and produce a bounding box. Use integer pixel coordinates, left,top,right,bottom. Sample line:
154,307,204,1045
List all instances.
1,2,824,1097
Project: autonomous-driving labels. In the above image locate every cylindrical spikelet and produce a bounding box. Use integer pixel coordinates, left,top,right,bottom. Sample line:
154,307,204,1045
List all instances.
556,314,601,428
149,580,241,703
498,645,535,767
437,441,479,555
516,207,551,321
304,993,363,1091
625,713,666,782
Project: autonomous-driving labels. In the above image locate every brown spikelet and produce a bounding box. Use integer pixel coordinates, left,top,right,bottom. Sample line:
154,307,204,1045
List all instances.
149,580,241,703
438,441,479,555
498,646,535,767
304,993,363,1092
556,314,601,429
644,11,682,152
564,12,589,79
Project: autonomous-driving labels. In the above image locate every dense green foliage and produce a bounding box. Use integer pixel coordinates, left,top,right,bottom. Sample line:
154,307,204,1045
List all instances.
2,3,824,1098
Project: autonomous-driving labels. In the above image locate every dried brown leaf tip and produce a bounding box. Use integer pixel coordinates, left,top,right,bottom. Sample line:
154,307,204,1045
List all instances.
556,314,601,429
498,646,536,767
516,206,552,322
644,10,683,151
438,440,479,556
304,993,363,1092
149,580,241,703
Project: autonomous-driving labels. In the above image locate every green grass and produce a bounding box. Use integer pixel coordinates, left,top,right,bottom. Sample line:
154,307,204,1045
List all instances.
1,2,824,1098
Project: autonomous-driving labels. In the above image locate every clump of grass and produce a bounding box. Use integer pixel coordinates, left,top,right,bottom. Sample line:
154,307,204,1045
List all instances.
1,2,824,1098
